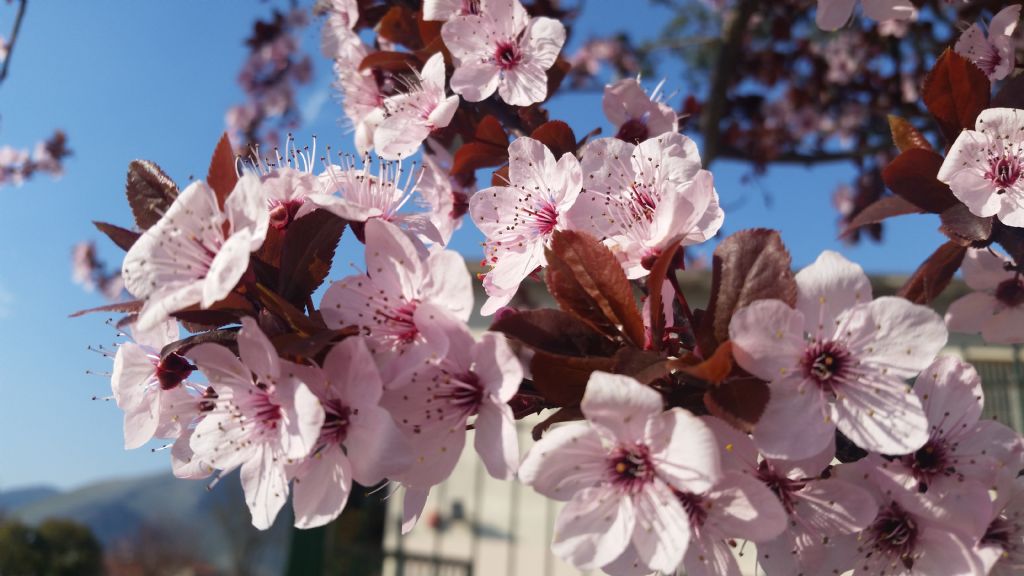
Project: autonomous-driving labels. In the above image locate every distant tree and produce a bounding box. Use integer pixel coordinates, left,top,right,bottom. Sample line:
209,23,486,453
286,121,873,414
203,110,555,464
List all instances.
35,519,103,576
0,518,46,576
105,521,203,576
0,517,102,576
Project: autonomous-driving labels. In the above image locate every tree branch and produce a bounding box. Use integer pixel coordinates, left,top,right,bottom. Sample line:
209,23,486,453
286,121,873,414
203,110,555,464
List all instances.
699,0,755,168
715,143,895,166
0,0,27,86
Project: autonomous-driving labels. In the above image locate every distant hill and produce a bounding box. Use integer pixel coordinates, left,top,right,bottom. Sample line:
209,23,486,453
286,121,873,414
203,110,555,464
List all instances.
7,472,291,575
0,486,60,512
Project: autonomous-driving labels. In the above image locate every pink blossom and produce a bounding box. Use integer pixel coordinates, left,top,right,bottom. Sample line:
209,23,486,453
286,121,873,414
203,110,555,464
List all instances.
519,372,722,573
975,474,1024,575
111,319,204,450
329,37,387,154
728,250,947,460
240,137,323,230
310,156,440,241
375,53,460,161
469,136,582,314
827,455,987,575
946,248,1024,344
122,177,270,331
187,317,325,529
442,0,566,106
383,314,522,532
700,418,877,576
570,134,723,279
937,107,1024,227
889,356,1024,501
423,0,479,22
320,219,473,379
290,336,412,529
955,5,1020,82
407,140,473,246
816,0,916,31
602,78,678,144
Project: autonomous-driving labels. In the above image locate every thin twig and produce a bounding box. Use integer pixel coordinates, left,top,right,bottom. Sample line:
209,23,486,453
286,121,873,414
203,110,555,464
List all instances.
0,0,27,86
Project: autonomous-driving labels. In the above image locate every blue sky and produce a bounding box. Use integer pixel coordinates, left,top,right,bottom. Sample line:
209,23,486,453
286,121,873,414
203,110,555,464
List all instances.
0,1,947,491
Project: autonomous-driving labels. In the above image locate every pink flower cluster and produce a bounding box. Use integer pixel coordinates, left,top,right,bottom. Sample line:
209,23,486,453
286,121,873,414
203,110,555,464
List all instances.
81,2,1024,574
71,241,124,301
520,253,1024,575
0,130,70,188
108,143,522,530
224,8,312,153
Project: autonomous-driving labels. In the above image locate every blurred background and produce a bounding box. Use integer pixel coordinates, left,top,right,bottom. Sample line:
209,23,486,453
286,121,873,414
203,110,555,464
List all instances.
0,0,1020,574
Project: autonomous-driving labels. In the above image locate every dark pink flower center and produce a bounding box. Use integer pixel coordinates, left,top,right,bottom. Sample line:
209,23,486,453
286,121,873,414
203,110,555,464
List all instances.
524,200,560,236
450,190,470,220
864,503,919,569
156,353,194,390
616,118,650,144
198,386,218,412
903,438,956,492
608,444,654,493
442,370,484,412
676,491,708,528
250,387,283,430
801,340,851,390
996,277,1024,307
378,300,420,344
987,154,1022,192
268,198,304,230
756,461,808,514
494,41,523,71
627,182,658,222
321,399,353,445
982,516,1015,550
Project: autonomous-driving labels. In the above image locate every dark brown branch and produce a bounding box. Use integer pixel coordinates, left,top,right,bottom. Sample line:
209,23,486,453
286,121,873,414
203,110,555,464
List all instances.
699,0,755,168
715,144,895,166
0,0,27,86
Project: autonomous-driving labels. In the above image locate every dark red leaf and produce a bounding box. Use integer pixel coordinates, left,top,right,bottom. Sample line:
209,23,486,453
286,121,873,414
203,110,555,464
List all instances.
531,406,583,440
273,326,360,359
939,204,993,246
489,308,617,357
887,115,933,153
358,50,423,73
530,350,616,407
530,121,577,158
993,73,1024,109
898,241,968,305
697,229,797,355
69,299,143,318
254,283,320,335
676,341,734,385
206,133,238,209
475,115,509,148
545,57,571,102
923,48,990,145
545,230,646,348
161,328,239,360
93,221,140,252
612,348,670,385
704,375,770,433
378,6,423,49
646,242,682,351
125,159,178,230
842,195,923,235
278,211,347,306
451,141,509,176
882,149,958,213
993,222,1024,265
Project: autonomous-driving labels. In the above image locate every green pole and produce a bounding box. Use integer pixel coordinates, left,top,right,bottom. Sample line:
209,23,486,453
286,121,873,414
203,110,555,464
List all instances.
284,524,327,576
